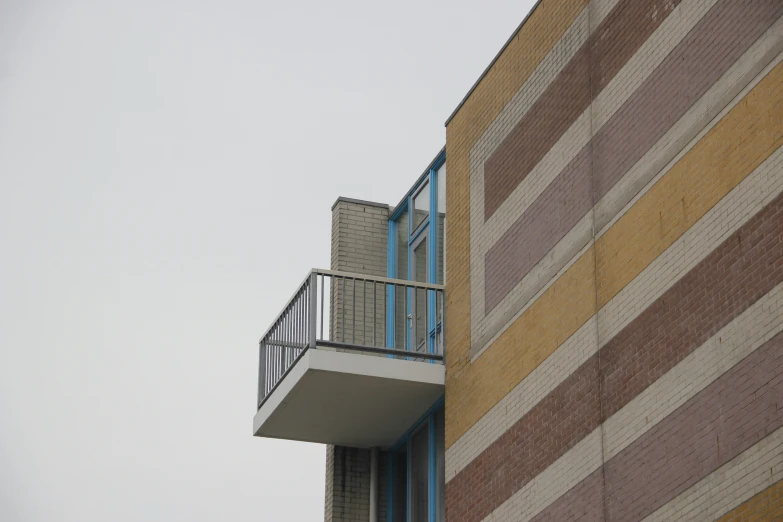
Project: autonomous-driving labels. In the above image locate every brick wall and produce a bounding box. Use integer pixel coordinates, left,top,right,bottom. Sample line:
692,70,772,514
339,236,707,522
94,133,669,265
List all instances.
717,480,783,522
331,197,389,276
325,447,388,522
330,198,389,347
324,197,390,522
444,0,783,521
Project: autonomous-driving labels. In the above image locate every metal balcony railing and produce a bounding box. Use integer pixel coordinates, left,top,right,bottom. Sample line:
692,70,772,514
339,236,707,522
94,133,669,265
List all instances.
257,269,446,409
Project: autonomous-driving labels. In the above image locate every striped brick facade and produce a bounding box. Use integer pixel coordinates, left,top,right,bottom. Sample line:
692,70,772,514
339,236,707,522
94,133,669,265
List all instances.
443,1,783,521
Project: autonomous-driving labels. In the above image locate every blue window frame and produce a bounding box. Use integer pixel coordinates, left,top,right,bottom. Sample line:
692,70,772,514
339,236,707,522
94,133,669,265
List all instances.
387,150,446,355
386,398,445,522
385,150,446,522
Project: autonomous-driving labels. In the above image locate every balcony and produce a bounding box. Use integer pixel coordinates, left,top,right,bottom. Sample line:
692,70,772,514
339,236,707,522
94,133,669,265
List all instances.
253,269,445,448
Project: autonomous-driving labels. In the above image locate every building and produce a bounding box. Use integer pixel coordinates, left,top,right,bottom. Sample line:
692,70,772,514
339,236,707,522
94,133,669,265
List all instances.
254,150,447,522
254,1,783,521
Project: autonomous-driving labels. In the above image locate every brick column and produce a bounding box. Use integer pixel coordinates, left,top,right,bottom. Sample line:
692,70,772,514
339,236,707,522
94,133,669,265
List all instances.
324,197,390,522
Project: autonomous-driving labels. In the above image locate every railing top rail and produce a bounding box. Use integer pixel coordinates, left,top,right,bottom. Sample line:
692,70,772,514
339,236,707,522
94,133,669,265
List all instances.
311,268,446,291
259,268,446,345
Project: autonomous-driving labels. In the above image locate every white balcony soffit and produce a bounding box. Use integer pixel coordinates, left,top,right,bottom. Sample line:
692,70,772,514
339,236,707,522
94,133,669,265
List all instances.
253,348,445,448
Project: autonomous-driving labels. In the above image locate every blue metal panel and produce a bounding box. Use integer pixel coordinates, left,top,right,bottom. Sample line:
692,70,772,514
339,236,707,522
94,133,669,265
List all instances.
428,167,437,357
406,193,416,358
427,151,447,358
430,151,446,360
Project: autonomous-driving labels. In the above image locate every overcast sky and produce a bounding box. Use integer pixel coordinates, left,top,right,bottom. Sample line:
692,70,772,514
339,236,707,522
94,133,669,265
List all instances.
0,1,536,520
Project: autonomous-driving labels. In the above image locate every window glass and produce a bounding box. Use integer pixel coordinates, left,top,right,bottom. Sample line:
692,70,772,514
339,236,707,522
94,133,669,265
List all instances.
410,424,429,522
395,210,409,280
435,408,445,522
412,235,428,355
412,181,430,232
389,405,445,522
412,235,427,284
393,448,407,522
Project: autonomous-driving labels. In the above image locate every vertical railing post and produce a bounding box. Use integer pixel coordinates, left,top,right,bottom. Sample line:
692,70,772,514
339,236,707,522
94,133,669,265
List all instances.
277,318,284,386
258,340,266,408
309,271,318,349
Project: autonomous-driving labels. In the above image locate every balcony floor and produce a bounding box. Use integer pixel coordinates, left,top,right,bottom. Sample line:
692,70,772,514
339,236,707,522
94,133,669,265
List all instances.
253,347,445,448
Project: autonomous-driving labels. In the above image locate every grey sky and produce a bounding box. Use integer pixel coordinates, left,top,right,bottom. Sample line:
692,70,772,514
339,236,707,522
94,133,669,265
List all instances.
0,0,536,520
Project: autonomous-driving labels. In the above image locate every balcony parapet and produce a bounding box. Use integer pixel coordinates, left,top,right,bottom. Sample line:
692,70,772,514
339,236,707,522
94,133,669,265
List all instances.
257,269,446,411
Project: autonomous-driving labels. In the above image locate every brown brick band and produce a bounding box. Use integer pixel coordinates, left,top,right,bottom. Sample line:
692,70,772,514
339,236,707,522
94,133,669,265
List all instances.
532,468,604,522
484,133,594,312
482,0,682,221
483,0,783,314
592,0,783,199
531,330,783,522
446,182,783,522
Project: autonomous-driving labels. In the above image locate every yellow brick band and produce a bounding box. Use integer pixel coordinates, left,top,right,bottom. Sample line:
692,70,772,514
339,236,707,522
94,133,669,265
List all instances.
596,62,783,308
716,480,783,522
445,58,783,448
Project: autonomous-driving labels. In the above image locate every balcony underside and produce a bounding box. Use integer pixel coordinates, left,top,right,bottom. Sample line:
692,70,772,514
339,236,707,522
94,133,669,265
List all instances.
253,346,445,448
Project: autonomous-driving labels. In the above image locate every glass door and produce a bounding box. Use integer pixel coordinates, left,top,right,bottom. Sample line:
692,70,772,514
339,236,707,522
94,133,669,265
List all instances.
387,401,445,522
410,230,428,357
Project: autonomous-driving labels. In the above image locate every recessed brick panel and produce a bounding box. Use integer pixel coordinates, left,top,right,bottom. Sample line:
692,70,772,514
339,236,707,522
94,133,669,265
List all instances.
482,0,682,221
483,0,783,314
